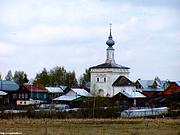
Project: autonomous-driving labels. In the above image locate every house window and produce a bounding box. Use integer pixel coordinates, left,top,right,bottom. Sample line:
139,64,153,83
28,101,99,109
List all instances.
37,93,39,98
13,94,17,99
25,93,28,99
22,93,24,99
18,94,21,99
44,94,47,99
97,77,99,82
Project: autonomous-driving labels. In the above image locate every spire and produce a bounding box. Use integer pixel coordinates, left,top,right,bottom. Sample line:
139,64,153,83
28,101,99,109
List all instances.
109,23,112,39
106,23,115,47
105,23,116,64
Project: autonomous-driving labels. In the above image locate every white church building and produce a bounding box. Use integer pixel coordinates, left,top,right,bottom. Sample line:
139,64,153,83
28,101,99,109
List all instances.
90,25,130,97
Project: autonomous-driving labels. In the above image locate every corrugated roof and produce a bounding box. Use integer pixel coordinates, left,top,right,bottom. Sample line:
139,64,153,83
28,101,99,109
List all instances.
46,87,64,93
119,88,146,98
59,85,68,91
71,88,91,96
176,81,180,87
0,90,7,96
137,80,166,91
138,80,154,89
24,84,47,92
90,63,129,69
53,88,91,101
53,95,80,101
0,80,19,91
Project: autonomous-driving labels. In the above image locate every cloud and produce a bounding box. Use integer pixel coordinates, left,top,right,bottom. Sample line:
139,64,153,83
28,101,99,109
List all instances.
0,42,17,56
9,24,104,45
0,0,179,80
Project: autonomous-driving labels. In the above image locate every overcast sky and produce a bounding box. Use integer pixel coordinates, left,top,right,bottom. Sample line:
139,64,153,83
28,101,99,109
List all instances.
0,0,180,81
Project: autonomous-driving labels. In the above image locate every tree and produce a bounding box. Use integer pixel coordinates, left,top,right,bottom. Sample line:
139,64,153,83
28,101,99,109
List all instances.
5,70,13,81
49,66,66,86
14,71,29,85
23,73,29,84
65,71,78,87
0,72,2,80
79,69,90,87
33,68,50,86
33,66,78,87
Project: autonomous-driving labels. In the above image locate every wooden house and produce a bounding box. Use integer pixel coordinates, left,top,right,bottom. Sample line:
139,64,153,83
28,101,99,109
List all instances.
14,84,48,105
162,81,180,95
112,76,146,107
135,78,169,98
0,80,19,105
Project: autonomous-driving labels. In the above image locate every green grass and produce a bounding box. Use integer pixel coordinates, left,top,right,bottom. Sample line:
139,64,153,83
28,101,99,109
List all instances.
0,119,180,135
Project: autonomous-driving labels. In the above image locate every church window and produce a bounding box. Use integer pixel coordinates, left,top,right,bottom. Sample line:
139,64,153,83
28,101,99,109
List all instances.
97,78,99,82
104,77,106,82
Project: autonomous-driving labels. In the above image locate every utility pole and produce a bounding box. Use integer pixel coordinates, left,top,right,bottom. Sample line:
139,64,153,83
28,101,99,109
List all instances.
92,96,95,119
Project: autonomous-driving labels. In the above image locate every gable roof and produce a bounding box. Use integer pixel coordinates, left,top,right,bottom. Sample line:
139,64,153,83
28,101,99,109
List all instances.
24,84,47,92
112,76,134,87
46,87,64,93
0,90,7,96
71,88,91,96
59,85,68,91
90,63,129,69
0,80,19,92
137,80,154,89
175,81,180,87
136,79,168,91
119,90,146,98
162,81,180,95
53,95,80,101
53,88,91,101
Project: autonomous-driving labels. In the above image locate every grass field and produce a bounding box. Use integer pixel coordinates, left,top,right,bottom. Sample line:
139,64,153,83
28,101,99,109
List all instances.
0,118,180,135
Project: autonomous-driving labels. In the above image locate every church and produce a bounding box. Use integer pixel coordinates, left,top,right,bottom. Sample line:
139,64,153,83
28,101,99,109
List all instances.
90,25,131,97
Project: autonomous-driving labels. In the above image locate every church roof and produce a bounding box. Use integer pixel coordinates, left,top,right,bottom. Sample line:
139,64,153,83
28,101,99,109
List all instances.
90,63,130,69
112,76,134,86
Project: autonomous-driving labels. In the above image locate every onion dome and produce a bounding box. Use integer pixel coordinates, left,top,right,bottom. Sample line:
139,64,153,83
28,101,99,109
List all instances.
106,24,115,47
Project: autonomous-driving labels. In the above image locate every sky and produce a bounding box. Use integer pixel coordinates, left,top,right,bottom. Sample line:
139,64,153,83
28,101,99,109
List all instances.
0,0,180,81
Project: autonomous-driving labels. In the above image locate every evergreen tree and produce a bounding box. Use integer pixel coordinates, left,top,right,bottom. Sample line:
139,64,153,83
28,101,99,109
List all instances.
14,71,28,85
34,68,50,86
23,73,29,83
80,69,90,87
5,70,13,81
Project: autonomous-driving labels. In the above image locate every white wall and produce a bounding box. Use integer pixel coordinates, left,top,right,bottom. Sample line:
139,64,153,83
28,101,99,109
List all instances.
90,68,129,97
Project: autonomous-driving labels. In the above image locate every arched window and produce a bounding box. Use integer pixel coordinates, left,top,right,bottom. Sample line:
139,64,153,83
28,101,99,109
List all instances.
98,89,104,96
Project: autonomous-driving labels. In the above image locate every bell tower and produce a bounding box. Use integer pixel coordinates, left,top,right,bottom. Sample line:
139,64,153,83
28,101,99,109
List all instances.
90,24,130,97
105,23,116,64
